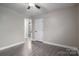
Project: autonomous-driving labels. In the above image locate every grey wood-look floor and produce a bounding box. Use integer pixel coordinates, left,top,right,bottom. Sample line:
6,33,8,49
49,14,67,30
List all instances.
30,41,78,56
0,40,78,56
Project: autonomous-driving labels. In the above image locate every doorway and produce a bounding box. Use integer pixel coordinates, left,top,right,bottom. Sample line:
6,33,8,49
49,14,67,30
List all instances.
24,18,32,39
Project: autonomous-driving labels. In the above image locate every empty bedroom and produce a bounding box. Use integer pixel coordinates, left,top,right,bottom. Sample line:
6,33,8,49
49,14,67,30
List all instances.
0,3,79,56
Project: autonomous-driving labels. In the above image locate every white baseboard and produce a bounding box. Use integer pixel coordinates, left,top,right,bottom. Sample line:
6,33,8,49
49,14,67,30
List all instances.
43,41,78,50
31,39,43,42
44,41,79,55
0,41,25,51
32,39,78,51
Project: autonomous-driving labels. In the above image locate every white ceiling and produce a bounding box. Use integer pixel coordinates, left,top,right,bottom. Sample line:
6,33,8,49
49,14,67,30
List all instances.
0,3,76,17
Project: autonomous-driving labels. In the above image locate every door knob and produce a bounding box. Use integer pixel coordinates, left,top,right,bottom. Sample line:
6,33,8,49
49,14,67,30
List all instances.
35,31,37,32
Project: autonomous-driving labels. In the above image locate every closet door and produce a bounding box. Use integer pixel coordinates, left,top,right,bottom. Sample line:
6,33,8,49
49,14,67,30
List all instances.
34,18,44,41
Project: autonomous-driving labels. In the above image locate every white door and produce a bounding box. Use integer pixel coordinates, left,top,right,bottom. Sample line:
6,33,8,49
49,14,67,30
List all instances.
34,18,44,41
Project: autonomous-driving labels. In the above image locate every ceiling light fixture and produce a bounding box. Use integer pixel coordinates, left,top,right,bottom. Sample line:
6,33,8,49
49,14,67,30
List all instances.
27,3,40,9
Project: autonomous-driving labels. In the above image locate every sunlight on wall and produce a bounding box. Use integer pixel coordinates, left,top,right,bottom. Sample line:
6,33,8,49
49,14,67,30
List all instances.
24,18,29,38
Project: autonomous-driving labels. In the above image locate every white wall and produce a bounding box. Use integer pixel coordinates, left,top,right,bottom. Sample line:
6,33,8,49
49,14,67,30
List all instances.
43,7,77,47
0,6,24,48
32,7,78,48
